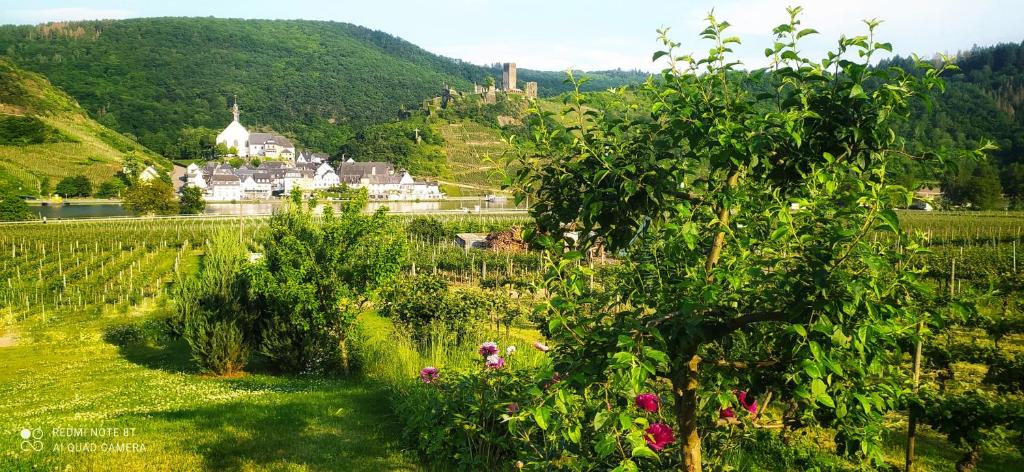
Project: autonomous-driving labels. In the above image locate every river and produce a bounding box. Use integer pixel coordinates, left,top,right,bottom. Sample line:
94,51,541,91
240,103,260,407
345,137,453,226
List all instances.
28,198,524,220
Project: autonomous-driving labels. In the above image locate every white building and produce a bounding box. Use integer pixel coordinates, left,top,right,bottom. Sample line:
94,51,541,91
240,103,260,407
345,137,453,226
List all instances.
215,99,296,158
336,159,443,200
190,152,441,201
207,175,243,201
215,101,251,157
138,165,160,182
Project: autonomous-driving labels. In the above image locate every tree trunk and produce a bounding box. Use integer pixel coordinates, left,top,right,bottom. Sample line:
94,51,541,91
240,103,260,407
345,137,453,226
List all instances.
340,336,350,376
672,354,702,472
905,321,924,472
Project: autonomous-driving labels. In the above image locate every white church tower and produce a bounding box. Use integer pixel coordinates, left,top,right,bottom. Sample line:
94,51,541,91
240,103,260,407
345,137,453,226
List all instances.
216,97,251,157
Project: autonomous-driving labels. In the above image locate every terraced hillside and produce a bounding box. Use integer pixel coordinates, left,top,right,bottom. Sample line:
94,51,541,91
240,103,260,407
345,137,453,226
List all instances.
0,59,168,194
434,120,510,196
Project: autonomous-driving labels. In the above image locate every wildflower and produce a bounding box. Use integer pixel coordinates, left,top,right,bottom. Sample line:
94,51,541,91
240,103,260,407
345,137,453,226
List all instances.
635,393,659,413
506,345,516,355
515,460,524,470
644,423,675,451
532,341,550,352
507,402,520,413
479,341,499,357
419,366,440,384
485,354,505,369
719,407,735,419
736,390,758,414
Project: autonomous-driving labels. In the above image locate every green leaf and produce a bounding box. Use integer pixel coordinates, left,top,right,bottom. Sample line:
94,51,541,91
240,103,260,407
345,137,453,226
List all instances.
817,393,836,408
534,406,551,430
596,435,617,457
619,412,633,430
877,209,900,233
797,28,819,39
631,445,660,460
849,84,868,99
801,359,822,378
652,51,670,62
811,378,827,397
594,410,612,431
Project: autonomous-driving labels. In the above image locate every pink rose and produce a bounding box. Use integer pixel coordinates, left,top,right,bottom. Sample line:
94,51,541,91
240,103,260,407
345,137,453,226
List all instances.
479,341,499,357
485,354,505,369
644,423,676,451
419,366,440,384
735,390,758,414
635,393,660,413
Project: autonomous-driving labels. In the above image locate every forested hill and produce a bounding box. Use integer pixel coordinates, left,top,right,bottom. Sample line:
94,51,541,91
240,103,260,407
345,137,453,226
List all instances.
0,58,167,193
886,41,1024,206
0,18,648,157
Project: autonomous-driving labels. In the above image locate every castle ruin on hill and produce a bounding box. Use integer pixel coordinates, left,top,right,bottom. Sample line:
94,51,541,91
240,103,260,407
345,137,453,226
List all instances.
423,62,538,112
473,62,538,100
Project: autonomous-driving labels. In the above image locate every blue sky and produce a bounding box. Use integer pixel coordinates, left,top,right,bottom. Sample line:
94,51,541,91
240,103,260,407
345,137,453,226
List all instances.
2,1,1022,71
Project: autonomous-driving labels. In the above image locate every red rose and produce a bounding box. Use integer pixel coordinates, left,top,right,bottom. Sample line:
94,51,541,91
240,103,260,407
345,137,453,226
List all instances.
635,393,660,413
644,423,675,451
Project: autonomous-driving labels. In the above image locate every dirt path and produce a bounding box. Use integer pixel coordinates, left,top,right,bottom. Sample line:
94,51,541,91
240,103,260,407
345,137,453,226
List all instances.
0,331,17,347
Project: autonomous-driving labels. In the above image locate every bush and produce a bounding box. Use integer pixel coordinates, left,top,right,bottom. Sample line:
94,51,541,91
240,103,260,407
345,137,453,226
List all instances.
393,340,542,470
54,175,92,197
179,185,205,214
379,275,526,344
123,180,179,215
405,216,448,242
95,178,126,198
102,317,175,346
0,188,31,221
183,317,248,374
244,202,407,373
173,229,251,375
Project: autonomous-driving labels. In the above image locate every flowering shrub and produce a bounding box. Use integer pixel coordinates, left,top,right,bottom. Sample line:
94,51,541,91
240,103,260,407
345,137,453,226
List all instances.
393,340,541,470
503,7,971,471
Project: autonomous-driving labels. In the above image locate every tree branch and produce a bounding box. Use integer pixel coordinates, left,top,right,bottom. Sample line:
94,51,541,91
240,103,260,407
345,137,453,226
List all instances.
705,310,791,341
710,359,780,369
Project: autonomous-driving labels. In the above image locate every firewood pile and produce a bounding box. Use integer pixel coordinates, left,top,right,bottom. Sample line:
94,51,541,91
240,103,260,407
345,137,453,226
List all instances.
485,227,528,252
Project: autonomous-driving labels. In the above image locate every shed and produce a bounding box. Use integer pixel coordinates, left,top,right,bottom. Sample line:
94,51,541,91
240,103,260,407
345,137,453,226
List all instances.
455,233,488,249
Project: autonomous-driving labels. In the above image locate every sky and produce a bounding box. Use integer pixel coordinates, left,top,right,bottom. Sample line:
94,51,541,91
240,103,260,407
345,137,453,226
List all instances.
1,1,1022,72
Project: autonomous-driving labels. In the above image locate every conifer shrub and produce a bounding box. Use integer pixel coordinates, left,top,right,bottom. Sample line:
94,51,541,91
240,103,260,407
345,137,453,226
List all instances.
173,229,251,375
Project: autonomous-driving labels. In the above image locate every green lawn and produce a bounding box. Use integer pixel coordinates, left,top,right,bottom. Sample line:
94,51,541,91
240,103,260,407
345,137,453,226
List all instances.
0,301,417,471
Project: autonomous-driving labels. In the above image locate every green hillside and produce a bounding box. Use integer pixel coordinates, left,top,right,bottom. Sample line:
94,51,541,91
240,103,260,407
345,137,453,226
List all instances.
434,120,509,196
0,18,649,158
0,58,168,194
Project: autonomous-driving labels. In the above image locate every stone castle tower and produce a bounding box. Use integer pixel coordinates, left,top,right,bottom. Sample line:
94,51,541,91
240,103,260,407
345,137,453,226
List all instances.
502,62,517,91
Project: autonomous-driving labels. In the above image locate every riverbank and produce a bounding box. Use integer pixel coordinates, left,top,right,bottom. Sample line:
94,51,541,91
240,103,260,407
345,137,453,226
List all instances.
17,197,524,221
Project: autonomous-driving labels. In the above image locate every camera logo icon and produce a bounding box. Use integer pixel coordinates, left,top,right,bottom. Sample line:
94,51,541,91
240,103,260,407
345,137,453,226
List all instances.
20,428,43,452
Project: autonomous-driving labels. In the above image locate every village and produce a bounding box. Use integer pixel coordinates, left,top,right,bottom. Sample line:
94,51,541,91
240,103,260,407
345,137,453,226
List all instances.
183,100,444,202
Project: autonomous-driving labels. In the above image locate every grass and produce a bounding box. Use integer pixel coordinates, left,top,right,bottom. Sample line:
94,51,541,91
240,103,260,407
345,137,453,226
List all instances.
2,214,1024,470
0,299,418,471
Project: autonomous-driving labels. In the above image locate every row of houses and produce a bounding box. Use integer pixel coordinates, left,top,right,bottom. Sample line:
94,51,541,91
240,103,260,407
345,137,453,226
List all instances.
184,152,443,201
